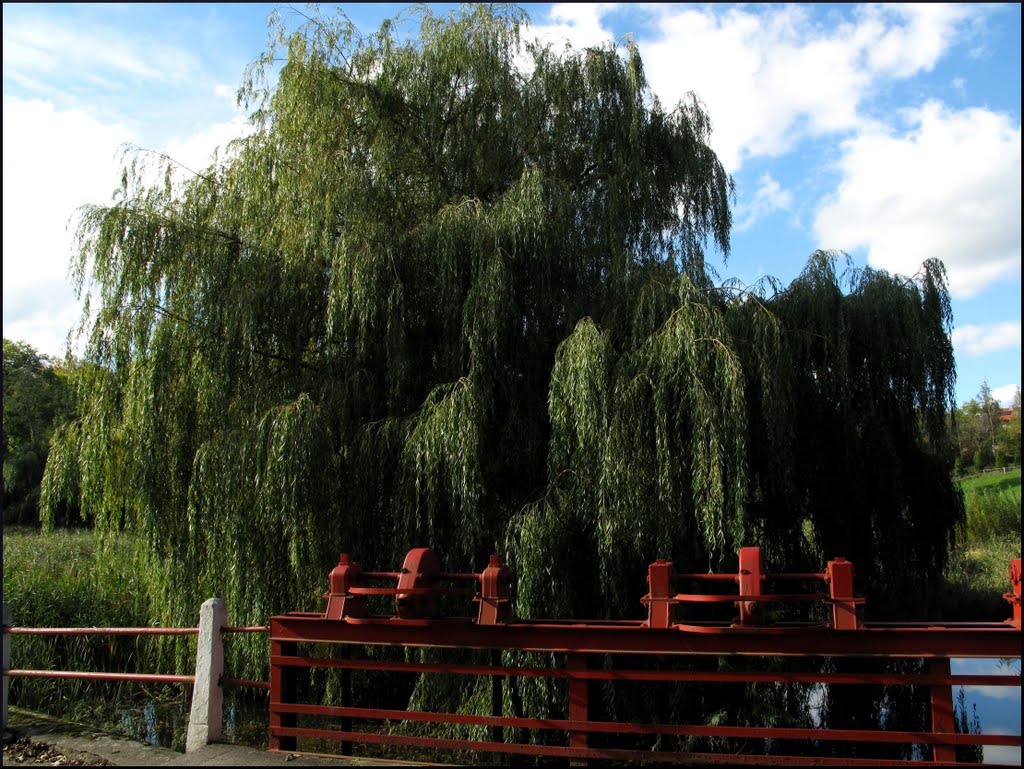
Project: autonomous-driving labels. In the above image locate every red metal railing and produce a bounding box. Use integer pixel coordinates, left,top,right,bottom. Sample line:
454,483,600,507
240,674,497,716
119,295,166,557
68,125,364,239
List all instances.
4,625,200,686
2,624,271,689
268,548,1022,766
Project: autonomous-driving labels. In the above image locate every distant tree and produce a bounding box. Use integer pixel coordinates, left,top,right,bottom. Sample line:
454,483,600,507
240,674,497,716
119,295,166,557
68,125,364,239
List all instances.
954,380,1015,471
2,339,77,525
994,387,1021,466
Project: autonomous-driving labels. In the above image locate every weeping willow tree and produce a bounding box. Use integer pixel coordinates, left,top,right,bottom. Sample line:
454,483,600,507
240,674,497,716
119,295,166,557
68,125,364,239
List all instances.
43,4,961,734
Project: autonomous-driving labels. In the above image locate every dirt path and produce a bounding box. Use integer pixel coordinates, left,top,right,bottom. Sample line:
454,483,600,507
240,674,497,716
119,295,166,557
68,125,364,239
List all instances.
2,736,113,766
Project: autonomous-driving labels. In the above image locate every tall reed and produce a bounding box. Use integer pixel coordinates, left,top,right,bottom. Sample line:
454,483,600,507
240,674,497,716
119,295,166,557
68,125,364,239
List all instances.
2,527,195,725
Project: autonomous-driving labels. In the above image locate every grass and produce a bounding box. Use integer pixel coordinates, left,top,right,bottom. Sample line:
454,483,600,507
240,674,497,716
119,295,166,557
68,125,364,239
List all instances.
940,469,1021,621
1,526,195,742
939,534,1020,621
958,468,1020,544
959,469,1022,495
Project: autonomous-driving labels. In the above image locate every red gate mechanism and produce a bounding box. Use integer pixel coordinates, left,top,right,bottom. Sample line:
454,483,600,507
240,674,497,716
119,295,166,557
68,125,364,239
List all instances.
643,546,865,632
274,546,1021,765
323,547,512,624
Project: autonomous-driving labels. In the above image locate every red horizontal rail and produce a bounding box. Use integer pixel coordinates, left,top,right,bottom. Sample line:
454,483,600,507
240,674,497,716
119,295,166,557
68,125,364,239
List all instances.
5,627,198,636
268,727,993,767
270,616,1021,658
270,653,1021,687
271,702,1021,747
221,677,271,690
672,593,830,603
346,587,477,596
223,626,270,633
675,573,739,581
673,573,827,582
5,669,194,684
768,573,828,581
357,571,480,581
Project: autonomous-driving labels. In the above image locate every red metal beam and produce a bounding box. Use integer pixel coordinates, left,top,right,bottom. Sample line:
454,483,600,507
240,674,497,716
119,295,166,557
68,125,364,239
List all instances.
270,702,1021,747
5,627,199,636
268,726,998,766
221,678,271,689
269,616,1021,658
5,669,194,684
270,653,1020,687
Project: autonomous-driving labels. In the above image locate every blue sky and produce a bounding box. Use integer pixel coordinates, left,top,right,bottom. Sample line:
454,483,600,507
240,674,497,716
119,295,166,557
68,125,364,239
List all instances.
3,3,1021,407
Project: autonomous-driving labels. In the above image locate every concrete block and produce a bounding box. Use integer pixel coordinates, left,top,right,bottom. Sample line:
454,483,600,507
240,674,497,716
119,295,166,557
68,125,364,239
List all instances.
185,598,226,753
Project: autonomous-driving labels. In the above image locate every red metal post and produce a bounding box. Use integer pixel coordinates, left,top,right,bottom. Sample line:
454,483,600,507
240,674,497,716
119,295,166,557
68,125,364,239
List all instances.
269,634,297,752
826,557,859,630
1008,559,1021,630
478,554,512,625
645,559,676,628
490,649,504,755
737,547,764,627
927,657,956,763
567,653,589,765
324,554,365,620
396,548,441,619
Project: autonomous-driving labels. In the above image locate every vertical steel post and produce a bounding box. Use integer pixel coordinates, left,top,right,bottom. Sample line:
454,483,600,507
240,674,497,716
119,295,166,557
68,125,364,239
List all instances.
567,653,589,766
927,657,956,763
646,559,675,628
827,557,859,630
737,547,763,626
490,649,504,764
1009,559,1021,630
341,645,352,756
269,628,297,752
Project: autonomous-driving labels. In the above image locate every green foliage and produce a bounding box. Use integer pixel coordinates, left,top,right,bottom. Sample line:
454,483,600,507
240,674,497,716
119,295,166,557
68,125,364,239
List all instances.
43,4,962,721
3,339,78,525
1,527,192,720
939,534,1019,621
954,382,1020,472
961,471,1021,543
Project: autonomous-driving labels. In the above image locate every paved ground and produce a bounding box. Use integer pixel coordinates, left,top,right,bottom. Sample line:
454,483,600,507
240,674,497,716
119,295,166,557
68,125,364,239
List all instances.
4,709,438,767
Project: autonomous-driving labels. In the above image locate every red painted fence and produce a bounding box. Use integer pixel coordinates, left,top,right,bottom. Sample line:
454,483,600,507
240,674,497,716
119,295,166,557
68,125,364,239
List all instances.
268,547,1022,766
4,547,1020,765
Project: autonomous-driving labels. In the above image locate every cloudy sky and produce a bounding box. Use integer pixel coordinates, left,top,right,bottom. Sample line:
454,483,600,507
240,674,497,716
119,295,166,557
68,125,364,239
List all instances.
3,3,1020,407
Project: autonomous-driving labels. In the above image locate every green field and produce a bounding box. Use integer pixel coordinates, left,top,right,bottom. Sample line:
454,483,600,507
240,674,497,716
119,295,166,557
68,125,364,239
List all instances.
958,469,1021,543
938,469,1021,621
959,468,1022,497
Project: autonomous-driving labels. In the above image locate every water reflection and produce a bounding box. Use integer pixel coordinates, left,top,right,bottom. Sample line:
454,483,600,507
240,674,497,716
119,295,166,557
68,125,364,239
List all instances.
91,660,1019,764
952,657,1022,766
114,695,188,751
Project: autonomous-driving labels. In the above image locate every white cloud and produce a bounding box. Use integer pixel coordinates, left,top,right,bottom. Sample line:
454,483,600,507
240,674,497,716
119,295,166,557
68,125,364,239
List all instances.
528,3,617,52
814,101,1021,298
2,14,198,87
735,173,792,232
951,322,1022,357
214,84,242,113
2,99,131,356
992,383,1020,408
165,114,252,178
2,98,252,357
984,747,1022,766
636,4,972,172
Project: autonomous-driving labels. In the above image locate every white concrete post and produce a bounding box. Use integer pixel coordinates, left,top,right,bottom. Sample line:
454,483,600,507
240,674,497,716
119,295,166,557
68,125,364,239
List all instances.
186,598,226,752
2,602,10,734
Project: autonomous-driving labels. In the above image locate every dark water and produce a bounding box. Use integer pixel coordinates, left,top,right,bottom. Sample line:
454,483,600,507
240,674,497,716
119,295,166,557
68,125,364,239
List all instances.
88,664,1023,764
952,657,1022,766
105,689,268,752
